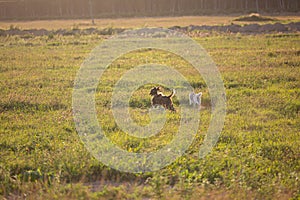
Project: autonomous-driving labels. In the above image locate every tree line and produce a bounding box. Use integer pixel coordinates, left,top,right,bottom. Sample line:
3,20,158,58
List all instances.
0,0,299,20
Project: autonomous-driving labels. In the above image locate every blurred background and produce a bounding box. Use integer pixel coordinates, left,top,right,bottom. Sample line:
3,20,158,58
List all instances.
0,0,299,20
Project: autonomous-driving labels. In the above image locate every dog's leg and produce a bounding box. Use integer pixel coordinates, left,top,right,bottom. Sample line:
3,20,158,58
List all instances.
189,93,193,105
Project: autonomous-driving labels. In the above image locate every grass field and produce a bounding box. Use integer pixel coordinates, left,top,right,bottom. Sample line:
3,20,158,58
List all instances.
0,17,300,199
1,15,300,30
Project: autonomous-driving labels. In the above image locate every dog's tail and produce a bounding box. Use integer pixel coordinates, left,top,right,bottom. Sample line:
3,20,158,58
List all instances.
168,89,176,98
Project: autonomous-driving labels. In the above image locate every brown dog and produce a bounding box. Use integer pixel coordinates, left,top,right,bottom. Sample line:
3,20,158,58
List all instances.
150,87,176,111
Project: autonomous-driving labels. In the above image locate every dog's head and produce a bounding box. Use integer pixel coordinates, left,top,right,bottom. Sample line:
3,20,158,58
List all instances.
196,92,202,99
149,87,161,96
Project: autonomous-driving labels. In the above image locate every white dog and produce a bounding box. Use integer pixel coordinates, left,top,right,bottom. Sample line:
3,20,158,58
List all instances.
189,92,202,109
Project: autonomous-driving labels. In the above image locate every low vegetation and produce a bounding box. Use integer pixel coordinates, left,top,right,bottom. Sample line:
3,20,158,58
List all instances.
0,25,299,199
234,13,276,22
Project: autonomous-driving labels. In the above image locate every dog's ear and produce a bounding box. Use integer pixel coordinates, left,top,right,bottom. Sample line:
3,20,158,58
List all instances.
156,87,161,90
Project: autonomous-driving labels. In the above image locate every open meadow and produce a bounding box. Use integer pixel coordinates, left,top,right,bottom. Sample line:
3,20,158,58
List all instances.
0,16,299,199
1,15,300,29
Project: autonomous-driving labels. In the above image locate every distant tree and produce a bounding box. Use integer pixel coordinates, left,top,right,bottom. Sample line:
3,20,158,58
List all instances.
0,0,299,20
279,0,285,11
89,0,95,24
245,0,248,10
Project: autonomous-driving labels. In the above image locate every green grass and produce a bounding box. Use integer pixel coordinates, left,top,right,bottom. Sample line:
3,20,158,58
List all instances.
0,31,299,199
